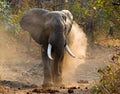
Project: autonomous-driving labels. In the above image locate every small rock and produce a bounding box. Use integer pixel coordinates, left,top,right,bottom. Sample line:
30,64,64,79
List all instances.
47,89,59,93
32,88,43,93
68,89,74,93
60,86,65,89
70,86,77,89
27,92,32,94
77,80,89,84
85,87,88,89
78,87,80,89
18,88,21,90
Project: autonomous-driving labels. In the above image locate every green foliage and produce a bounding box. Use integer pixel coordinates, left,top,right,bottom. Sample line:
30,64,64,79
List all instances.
0,1,29,33
0,0,19,33
66,0,120,39
7,12,21,33
0,0,120,37
0,0,11,22
92,49,120,94
67,0,104,22
92,86,102,94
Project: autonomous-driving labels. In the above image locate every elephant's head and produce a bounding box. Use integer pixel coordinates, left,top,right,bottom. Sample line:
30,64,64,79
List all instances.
20,8,75,60
46,10,75,60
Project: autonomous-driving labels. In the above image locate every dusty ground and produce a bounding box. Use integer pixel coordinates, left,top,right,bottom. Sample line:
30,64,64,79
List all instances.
0,26,119,94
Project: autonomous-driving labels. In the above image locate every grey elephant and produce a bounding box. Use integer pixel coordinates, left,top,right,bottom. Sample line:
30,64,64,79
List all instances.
20,8,75,88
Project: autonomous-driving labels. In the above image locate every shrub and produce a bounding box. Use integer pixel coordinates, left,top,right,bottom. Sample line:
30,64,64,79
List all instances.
0,1,27,33
92,48,120,94
0,1,11,23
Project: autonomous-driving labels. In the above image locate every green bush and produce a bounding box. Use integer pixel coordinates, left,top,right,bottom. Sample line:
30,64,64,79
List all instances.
92,49,120,94
0,1,26,33
0,1,11,23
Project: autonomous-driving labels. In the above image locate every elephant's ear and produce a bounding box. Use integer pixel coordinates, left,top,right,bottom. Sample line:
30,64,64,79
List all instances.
44,15,54,30
61,10,73,35
62,10,73,21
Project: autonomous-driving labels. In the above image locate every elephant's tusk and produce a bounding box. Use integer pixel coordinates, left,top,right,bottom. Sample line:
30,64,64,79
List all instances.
65,45,75,58
47,43,53,60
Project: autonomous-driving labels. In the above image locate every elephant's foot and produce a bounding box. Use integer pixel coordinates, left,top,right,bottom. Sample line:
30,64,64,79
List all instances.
54,81,65,88
54,82,65,88
54,76,64,87
42,81,54,88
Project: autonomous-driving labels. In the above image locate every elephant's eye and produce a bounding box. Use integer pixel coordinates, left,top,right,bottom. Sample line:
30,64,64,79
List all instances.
64,26,67,31
62,15,66,21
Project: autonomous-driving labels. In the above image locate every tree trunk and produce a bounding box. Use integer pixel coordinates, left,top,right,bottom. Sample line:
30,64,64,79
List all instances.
83,17,96,46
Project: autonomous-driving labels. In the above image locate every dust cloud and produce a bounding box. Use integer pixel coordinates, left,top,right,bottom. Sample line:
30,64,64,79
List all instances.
0,23,114,88
0,26,30,63
0,26,41,84
0,27,18,62
0,26,27,80
63,21,88,83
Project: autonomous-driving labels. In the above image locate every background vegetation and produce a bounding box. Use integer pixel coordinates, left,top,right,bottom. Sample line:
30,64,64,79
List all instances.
0,0,120,94
0,0,120,42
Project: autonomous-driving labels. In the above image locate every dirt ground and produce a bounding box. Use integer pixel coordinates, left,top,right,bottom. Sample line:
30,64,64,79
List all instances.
0,26,119,94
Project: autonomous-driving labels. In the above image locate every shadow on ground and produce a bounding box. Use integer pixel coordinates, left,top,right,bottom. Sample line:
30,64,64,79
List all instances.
0,80,38,89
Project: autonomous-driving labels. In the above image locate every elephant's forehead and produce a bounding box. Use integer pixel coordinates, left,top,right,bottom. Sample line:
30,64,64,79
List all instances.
48,12,62,17
47,12,66,23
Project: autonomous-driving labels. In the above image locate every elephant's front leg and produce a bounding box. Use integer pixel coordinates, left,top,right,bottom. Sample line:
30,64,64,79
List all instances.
53,55,64,87
41,46,53,88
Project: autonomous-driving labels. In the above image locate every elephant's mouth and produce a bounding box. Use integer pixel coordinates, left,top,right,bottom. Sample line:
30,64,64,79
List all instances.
47,43,75,60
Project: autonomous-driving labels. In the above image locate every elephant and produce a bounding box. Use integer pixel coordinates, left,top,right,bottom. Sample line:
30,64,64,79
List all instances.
20,8,75,88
